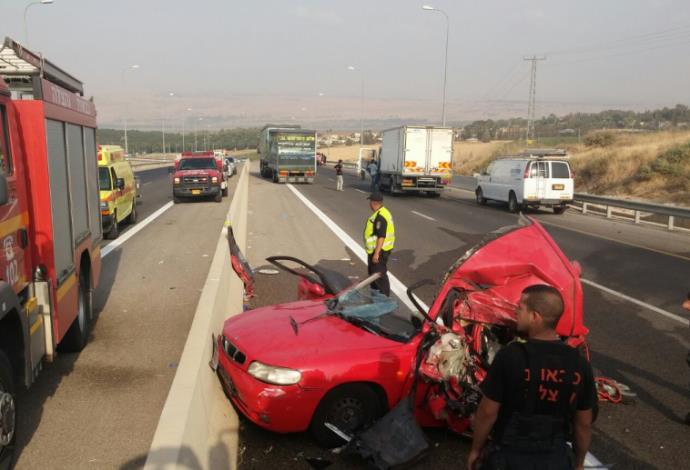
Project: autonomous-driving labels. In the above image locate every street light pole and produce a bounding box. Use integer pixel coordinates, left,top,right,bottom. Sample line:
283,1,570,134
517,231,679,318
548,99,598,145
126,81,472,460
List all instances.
183,108,192,152
162,92,174,154
423,5,450,126
195,118,202,152
24,0,54,48
121,64,140,155
347,66,364,147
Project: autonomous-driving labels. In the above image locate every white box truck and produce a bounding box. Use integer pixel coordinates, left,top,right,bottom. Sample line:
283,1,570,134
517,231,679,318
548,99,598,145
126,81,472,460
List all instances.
379,126,453,196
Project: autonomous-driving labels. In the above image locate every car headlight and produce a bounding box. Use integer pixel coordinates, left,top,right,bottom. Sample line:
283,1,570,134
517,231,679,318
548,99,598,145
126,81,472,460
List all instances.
99,201,107,210
247,361,301,385
211,176,218,183
174,177,181,184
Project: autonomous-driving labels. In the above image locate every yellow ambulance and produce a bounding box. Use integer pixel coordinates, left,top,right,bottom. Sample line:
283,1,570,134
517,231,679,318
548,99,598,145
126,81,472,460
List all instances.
98,145,137,239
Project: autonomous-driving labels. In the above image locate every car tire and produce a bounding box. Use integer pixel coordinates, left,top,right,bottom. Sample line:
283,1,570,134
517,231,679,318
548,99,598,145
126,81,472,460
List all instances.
310,384,383,448
59,271,93,352
214,192,222,203
222,187,228,197
476,187,487,205
508,192,520,213
105,212,119,240
0,351,16,470
553,206,567,215
126,201,137,224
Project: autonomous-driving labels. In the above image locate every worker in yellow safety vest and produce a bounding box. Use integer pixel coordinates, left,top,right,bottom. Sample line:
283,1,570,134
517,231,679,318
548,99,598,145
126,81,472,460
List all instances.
363,192,395,296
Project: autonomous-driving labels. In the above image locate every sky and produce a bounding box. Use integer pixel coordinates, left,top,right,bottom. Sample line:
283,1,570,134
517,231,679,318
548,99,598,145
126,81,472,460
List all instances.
2,0,690,129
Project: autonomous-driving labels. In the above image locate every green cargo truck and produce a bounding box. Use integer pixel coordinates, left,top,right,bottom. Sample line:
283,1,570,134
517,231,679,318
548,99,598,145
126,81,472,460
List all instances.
259,125,317,183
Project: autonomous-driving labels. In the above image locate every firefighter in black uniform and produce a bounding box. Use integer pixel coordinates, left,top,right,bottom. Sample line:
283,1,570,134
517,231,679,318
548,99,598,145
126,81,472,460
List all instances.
468,285,596,470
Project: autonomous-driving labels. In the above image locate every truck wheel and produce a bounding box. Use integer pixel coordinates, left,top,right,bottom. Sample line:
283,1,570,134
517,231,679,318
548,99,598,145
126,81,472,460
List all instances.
222,187,228,197
173,196,181,204
272,172,279,183
126,202,137,224
59,271,93,353
105,212,119,240
553,206,567,215
508,192,520,213
310,384,383,448
476,187,487,205
214,192,222,203
427,191,441,198
0,351,16,470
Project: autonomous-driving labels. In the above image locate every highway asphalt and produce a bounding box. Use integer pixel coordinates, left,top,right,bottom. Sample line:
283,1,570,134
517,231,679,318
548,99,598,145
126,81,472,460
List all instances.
13,166,237,469
238,164,690,469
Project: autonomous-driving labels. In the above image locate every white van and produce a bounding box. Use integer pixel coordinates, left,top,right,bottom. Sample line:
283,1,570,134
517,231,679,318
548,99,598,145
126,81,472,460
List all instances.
475,149,574,214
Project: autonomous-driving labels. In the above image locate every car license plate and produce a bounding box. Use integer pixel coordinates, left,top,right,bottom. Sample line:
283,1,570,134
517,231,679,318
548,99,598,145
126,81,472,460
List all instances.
192,189,201,195
552,184,564,190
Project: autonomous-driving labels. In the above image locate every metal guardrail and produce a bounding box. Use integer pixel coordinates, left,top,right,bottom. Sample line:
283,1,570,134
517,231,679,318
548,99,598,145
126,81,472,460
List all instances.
573,193,690,230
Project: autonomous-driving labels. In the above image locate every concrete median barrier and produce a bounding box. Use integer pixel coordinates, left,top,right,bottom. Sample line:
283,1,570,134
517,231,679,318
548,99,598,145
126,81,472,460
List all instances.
144,163,249,470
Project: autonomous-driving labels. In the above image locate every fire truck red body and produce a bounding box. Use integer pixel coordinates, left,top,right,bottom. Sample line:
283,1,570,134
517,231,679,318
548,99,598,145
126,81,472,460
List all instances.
0,38,102,465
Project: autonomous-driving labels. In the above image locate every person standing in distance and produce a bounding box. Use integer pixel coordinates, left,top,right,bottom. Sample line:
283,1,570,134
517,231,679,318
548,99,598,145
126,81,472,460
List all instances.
335,159,344,191
468,285,596,470
367,159,378,192
363,192,395,296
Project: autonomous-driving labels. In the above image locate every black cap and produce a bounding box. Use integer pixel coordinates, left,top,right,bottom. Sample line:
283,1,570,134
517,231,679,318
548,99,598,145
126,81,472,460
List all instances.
367,192,384,202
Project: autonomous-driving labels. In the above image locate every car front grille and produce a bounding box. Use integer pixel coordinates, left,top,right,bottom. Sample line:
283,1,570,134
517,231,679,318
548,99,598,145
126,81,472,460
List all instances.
182,176,208,184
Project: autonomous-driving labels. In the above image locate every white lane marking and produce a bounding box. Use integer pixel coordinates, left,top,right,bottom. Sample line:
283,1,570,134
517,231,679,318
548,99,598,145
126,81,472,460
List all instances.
328,178,335,182
581,278,689,327
354,189,367,194
411,210,436,222
102,201,174,258
287,184,428,315
143,182,153,186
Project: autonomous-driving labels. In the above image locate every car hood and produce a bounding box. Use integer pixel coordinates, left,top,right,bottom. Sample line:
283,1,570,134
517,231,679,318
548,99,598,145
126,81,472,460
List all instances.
429,215,587,338
222,299,404,368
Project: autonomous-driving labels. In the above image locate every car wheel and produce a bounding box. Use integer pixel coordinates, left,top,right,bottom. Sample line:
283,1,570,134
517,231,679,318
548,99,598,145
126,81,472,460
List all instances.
476,187,487,205
553,206,567,215
222,187,228,197
59,271,93,352
310,384,383,448
214,192,222,203
126,201,137,224
508,192,520,213
105,212,119,240
0,351,16,470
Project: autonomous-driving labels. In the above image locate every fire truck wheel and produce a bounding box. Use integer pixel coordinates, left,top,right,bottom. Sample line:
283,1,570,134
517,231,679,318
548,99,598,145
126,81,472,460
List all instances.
126,202,137,224
0,351,16,470
60,273,92,352
222,187,228,197
105,213,119,240
214,192,222,203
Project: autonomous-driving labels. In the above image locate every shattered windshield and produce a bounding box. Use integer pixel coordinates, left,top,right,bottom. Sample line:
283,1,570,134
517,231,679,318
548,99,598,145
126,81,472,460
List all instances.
327,281,419,342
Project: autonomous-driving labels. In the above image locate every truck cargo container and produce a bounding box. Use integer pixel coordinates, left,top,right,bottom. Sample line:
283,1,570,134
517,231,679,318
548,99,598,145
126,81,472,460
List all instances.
259,126,316,183
379,126,453,195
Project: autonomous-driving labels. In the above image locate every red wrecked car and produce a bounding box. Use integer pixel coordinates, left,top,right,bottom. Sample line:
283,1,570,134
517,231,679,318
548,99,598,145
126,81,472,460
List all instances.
212,216,588,447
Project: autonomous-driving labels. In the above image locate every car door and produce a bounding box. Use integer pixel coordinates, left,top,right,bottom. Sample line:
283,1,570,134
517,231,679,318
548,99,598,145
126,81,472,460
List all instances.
110,167,123,221
480,162,496,199
546,161,573,201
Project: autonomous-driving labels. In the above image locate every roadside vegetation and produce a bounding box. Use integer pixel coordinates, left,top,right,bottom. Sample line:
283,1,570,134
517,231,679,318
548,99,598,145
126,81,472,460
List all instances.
455,130,690,205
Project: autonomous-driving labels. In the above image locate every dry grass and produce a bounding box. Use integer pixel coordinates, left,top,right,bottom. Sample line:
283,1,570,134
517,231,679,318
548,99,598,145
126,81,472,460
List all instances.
453,140,520,175
450,131,690,205
568,131,690,205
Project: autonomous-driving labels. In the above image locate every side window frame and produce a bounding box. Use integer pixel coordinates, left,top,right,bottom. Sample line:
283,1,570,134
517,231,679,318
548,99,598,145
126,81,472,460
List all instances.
0,104,13,175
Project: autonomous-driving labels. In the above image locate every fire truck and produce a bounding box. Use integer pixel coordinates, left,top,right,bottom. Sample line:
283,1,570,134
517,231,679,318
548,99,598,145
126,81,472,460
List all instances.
0,38,102,466
172,151,227,202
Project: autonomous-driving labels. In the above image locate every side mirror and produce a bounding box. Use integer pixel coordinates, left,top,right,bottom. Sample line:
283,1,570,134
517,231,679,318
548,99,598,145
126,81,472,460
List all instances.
116,178,125,190
0,174,8,205
168,166,174,174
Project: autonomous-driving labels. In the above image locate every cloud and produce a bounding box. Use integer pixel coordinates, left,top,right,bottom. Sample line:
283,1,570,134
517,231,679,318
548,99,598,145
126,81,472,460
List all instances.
296,6,345,25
